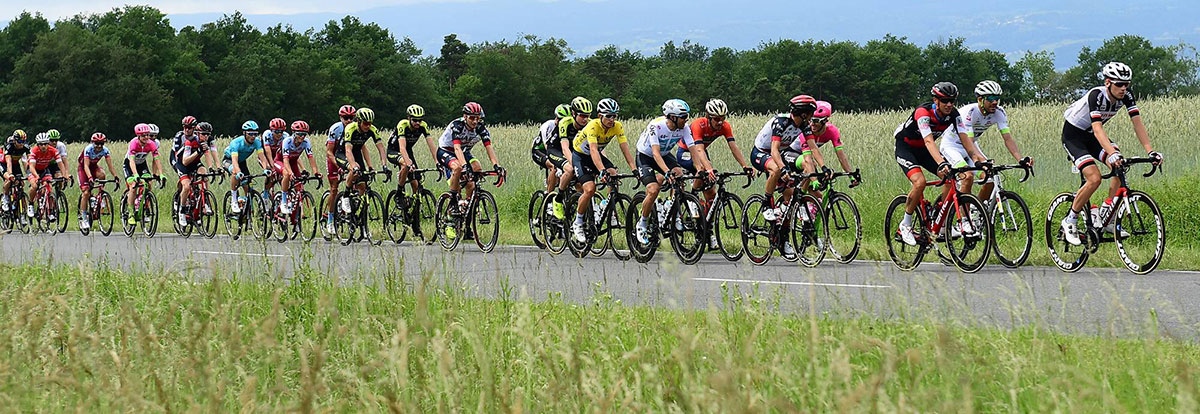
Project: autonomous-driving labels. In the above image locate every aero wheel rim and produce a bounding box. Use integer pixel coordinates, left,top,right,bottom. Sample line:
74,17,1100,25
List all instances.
944,194,991,273
884,195,925,271
1114,192,1164,274
1044,193,1089,272
715,195,745,261
990,192,1032,268
541,194,568,254
606,195,632,260
473,192,500,252
741,195,773,265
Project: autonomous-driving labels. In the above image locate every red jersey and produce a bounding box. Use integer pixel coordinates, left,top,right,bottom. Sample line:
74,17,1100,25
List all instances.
28,145,61,169
679,117,734,150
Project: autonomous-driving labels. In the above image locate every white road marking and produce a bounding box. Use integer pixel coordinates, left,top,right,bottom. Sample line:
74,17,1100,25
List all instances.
193,250,286,258
693,277,891,289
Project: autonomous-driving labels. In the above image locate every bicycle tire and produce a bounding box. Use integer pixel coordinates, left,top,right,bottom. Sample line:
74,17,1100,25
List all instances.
1044,192,1090,273
99,191,115,236
473,190,500,253
791,194,826,268
604,193,632,261
142,191,158,237
943,193,992,273
823,192,862,264
200,190,218,238
384,189,407,244
540,192,569,255
436,192,462,251
528,190,547,249
1115,190,1165,275
713,193,745,262
669,191,706,265
741,194,774,265
990,190,1032,268
884,195,927,271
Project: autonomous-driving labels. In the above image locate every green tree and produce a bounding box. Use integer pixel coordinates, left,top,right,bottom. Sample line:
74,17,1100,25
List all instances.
1067,35,1200,98
0,12,51,84
1014,50,1071,102
438,34,469,89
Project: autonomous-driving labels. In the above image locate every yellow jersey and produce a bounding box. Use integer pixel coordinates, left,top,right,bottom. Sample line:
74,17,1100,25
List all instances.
572,119,626,154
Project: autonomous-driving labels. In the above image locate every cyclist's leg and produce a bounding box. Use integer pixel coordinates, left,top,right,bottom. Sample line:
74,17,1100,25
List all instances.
636,153,665,219
465,155,482,201
896,144,929,215
1062,123,1103,214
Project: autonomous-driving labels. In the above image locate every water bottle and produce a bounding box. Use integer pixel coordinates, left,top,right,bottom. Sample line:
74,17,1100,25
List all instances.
594,199,608,223
1097,199,1113,226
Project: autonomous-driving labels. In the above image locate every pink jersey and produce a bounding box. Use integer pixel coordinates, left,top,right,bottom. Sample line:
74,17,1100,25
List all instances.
791,123,843,153
126,138,159,163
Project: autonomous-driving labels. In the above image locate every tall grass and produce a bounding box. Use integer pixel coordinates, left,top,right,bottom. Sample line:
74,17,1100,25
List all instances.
42,97,1200,268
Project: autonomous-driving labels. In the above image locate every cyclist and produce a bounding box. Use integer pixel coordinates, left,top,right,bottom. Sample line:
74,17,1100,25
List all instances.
893,82,977,246
436,102,504,218
633,99,714,244
263,117,289,195
223,120,271,214
124,123,164,225
169,116,198,174
1058,62,1162,245
945,80,1031,202
25,132,68,219
792,100,858,188
77,132,118,230
47,129,70,173
341,107,386,207
533,104,572,198
175,121,218,226
1,130,29,211
570,98,636,242
750,95,818,223
547,97,593,221
276,120,320,215
390,104,435,197
325,104,356,233
679,98,753,205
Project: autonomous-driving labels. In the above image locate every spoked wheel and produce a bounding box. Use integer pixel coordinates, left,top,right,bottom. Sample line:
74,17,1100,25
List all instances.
990,191,1032,268
363,190,385,246
15,195,31,234
1044,192,1090,273
604,193,632,261
823,192,862,264
565,192,594,258
297,191,317,242
741,194,775,266
668,191,706,265
540,193,569,255
626,192,659,263
199,190,219,238
142,192,159,237
1114,190,1165,274
249,190,270,241
222,191,243,240
942,194,992,273
384,189,408,244
122,191,135,238
884,195,929,271
791,194,826,268
415,189,437,245
472,191,500,253
36,194,53,234
336,192,358,246
54,189,68,234
528,190,547,249
588,193,611,257
319,191,335,241
177,192,194,238
271,192,290,243
98,191,115,236
713,193,745,262
436,193,462,251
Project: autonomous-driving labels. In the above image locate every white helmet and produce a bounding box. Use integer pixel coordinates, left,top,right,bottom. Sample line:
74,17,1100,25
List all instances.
597,98,620,114
705,99,728,116
975,80,1002,96
1101,61,1132,81
35,132,50,144
147,123,160,134
662,98,690,117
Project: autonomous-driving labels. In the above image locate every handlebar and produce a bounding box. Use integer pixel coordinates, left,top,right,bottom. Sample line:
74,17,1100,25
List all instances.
90,178,119,191
295,173,324,190
984,159,1034,183
192,170,226,185
1101,156,1162,179
596,172,638,191
406,167,445,183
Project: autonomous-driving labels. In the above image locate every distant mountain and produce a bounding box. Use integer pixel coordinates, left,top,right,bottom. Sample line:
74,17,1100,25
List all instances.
164,0,1200,69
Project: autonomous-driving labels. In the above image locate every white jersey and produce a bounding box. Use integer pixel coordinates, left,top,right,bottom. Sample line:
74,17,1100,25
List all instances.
55,142,68,161
533,119,558,150
955,103,1010,142
753,114,812,151
636,116,694,157
1063,86,1139,131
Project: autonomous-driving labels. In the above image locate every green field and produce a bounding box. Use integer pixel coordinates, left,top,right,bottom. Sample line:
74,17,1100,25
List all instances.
22,97,1200,269
1,260,1198,411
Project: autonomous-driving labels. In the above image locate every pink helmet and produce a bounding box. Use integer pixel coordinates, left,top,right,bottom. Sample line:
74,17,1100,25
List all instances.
134,123,151,135
814,101,832,118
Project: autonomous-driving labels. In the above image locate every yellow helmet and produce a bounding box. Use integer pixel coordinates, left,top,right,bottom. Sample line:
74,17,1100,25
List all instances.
570,96,593,115
406,104,425,118
355,107,376,123
11,129,26,141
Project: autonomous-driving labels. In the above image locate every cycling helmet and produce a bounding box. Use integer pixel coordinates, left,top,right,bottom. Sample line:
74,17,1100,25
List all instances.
705,99,728,117
930,82,959,99
147,124,160,135
182,115,197,127
662,99,690,117
269,117,287,130
1102,61,1132,81
196,122,213,133
597,98,620,115
291,120,310,133
813,101,832,118
406,104,426,118
975,80,1002,96
46,129,61,141
35,132,49,144
11,129,26,141
241,120,259,131
355,107,375,123
90,132,106,143
554,104,571,119
570,96,593,114
789,95,817,112
134,123,151,135
339,104,356,117
462,102,484,116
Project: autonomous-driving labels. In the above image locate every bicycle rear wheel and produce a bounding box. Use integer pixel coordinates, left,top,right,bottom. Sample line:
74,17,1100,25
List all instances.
565,192,592,258
1044,192,1090,272
436,193,462,251
990,190,1032,268
364,190,384,246
588,193,610,257
884,195,928,271
823,192,862,264
669,191,706,265
222,191,242,240
943,194,992,273
122,191,135,238
541,193,569,255
1114,190,1164,274
178,192,194,238
741,194,774,265
336,192,357,246
248,190,270,241
77,194,91,236
627,192,659,263
272,192,290,243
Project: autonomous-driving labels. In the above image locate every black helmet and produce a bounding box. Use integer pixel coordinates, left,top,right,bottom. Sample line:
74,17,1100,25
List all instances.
930,82,959,100
196,122,213,133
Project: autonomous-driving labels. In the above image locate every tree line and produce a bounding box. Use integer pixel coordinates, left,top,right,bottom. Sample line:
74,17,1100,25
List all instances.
1,6,1198,142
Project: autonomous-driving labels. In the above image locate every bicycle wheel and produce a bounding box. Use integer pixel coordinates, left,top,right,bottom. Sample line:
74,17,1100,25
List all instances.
791,194,825,267
249,190,270,241
472,190,500,253
669,191,706,265
990,191,1032,268
384,189,407,244
942,194,992,273
142,192,158,237
77,194,91,236
528,190,547,249
415,189,437,245
222,191,242,240
541,193,569,255
298,191,317,242
741,194,774,265
884,195,928,271
122,190,135,238
36,191,52,234
823,192,862,264
626,192,659,264
1044,192,1090,273
200,190,218,238
363,190,384,246
589,193,611,257
436,192,462,251
336,192,357,246
53,189,68,234
99,191,115,236
319,191,335,241
565,192,592,258
1114,190,1164,274
178,192,194,238
604,193,632,261
713,193,745,262
272,192,289,243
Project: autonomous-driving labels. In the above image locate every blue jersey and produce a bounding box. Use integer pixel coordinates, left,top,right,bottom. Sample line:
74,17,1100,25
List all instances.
223,136,263,160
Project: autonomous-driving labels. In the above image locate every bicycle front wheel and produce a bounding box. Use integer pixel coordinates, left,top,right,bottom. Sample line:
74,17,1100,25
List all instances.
54,189,68,234
142,192,158,237
528,190,546,249
1114,190,1165,274
713,193,745,262
943,194,992,273
823,192,861,264
436,193,462,251
222,191,242,240
272,192,290,243
741,194,774,266
200,190,219,239
416,189,437,245
604,193,632,261
384,189,408,244
249,190,270,241
298,191,317,243
99,191,115,236
472,190,500,253
990,190,1032,268
791,194,826,268
668,191,706,265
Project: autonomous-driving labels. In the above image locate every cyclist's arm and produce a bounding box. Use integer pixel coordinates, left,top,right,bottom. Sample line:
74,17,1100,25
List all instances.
372,133,385,169
105,156,118,179
921,134,946,165
726,139,750,169
325,141,337,166
344,142,358,168
230,152,242,176
805,137,828,168
152,157,163,176
483,141,499,168
691,144,714,173
770,140,785,171
84,157,95,180
306,151,318,174
652,144,671,173
398,136,412,166
424,134,438,163
835,148,853,173
960,133,986,163
1000,132,1022,161
619,141,636,171
588,143,605,172
1090,121,1118,160
453,142,468,170
256,150,270,171
1131,115,1153,153
203,147,218,169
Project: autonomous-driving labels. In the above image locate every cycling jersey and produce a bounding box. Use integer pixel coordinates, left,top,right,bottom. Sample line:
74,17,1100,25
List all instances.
4,143,29,165
753,114,813,151
437,118,491,150
533,119,559,150
391,119,430,153
557,117,587,145
223,136,263,161
126,138,160,164
573,119,626,154
956,103,1010,141
28,145,61,170
178,135,209,166
78,143,111,163
792,123,843,154
280,136,314,158
636,116,694,157
55,141,67,161
340,122,380,165
1063,86,1140,131
893,102,967,148
170,130,196,163
683,117,734,149
327,122,347,144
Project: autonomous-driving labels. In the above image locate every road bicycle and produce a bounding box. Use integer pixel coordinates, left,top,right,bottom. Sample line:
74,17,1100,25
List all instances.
78,178,117,236
625,172,707,264
741,170,825,266
31,175,71,234
222,172,271,240
884,163,994,273
121,174,164,238
978,159,1034,267
562,172,637,259
270,172,322,242
176,170,223,238
332,169,389,246
436,168,504,252
1,175,31,234
383,167,439,245
688,171,752,263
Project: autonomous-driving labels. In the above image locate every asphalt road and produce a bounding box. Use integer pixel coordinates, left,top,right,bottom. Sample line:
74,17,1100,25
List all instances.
3,231,1199,339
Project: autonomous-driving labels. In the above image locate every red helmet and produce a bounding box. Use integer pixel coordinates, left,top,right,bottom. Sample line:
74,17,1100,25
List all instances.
789,95,817,112
290,120,310,133
269,118,287,130
181,115,197,127
462,102,484,116
90,132,107,143
338,105,356,117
